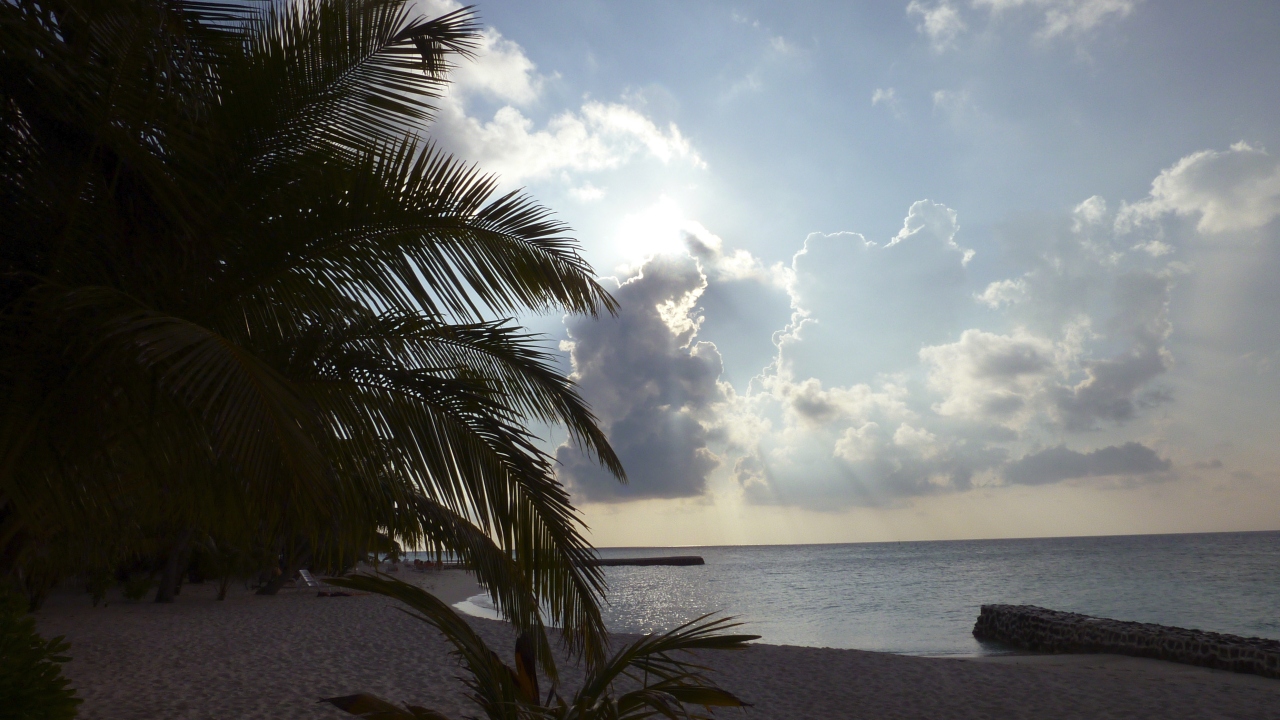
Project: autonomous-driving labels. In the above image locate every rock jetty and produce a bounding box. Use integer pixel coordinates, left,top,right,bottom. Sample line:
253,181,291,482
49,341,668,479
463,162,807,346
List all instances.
973,604,1280,679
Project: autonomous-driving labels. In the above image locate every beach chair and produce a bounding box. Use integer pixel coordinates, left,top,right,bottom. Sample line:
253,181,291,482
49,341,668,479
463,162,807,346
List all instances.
297,569,338,596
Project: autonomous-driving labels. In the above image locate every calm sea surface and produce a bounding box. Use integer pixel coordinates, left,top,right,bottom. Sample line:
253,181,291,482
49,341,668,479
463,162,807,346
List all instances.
575,532,1280,656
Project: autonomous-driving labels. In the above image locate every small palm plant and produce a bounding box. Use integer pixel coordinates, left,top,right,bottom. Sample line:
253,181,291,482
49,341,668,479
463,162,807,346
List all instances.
321,575,757,720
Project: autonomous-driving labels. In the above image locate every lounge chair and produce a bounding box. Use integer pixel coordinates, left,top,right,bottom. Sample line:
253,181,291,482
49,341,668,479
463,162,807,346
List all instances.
297,569,345,596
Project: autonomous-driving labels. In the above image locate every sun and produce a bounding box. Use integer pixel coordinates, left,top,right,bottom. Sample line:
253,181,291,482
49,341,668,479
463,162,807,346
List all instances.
612,195,692,263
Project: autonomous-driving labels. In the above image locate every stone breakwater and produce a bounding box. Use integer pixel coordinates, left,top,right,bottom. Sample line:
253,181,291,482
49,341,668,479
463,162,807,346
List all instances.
973,604,1280,679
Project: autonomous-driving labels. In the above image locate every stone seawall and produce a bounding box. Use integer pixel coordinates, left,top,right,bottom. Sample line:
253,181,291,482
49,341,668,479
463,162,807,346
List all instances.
973,604,1280,679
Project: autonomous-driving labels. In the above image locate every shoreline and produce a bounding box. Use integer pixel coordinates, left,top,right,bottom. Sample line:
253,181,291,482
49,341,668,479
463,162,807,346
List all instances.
34,575,1280,719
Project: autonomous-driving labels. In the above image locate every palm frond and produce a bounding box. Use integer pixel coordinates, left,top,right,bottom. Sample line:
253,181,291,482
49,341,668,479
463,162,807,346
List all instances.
323,577,758,720
326,574,531,719
225,0,479,159
22,282,329,511
213,139,616,332
2,0,625,657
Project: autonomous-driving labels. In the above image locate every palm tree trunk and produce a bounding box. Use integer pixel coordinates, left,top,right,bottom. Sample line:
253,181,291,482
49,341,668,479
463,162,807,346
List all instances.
154,528,193,603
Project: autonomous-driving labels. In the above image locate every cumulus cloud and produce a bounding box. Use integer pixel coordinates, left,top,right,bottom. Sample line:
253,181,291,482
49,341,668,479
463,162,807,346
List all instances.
553,201,1006,509
890,199,974,264
1005,441,1170,485
938,266,1176,433
1072,195,1108,231
556,255,725,501
1117,142,1280,235
734,396,1007,508
418,0,703,186
975,278,1028,308
908,1,967,51
568,183,605,202
557,173,1208,510
706,201,1013,509
726,369,1005,508
433,101,705,186
679,228,794,390
922,328,1068,425
448,28,543,106
682,222,790,287
952,181,1185,436
417,1,541,105
778,200,972,385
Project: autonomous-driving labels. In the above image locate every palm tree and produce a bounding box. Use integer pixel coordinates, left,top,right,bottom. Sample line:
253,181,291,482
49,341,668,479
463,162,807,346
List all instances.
0,0,622,662
322,575,757,720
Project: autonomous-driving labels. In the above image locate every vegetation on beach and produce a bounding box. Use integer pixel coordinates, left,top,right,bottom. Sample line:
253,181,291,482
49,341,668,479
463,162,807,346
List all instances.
1,1,753,715
0,0,621,660
322,575,757,720
0,585,80,720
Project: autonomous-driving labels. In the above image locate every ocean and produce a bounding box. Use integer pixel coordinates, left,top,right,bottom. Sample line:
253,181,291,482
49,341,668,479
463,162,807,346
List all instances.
456,531,1280,656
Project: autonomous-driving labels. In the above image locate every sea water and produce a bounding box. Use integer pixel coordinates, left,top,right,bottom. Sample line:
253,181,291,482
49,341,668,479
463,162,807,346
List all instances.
458,531,1280,656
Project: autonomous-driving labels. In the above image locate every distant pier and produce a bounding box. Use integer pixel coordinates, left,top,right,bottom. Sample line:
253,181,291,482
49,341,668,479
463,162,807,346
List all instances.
584,555,705,567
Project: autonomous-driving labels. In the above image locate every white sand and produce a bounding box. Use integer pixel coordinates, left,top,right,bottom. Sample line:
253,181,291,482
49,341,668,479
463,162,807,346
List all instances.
35,575,1280,719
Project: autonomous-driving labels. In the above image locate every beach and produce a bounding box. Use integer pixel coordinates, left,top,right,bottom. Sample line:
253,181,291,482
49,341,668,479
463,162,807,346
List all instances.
34,571,1280,720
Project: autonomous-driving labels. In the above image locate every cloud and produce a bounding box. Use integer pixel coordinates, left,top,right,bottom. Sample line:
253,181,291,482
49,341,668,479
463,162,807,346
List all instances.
679,228,794,390
682,222,790,287
934,264,1177,433
416,1,541,105
1117,142,1280,235
727,375,1004,509
778,200,972,385
552,201,1001,510
908,1,967,51
909,0,1138,48
433,101,705,186
557,180,1197,511
418,1,704,186
973,0,1140,39
1072,195,1108,231
568,183,605,202
706,201,1012,509
922,328,1067,425
1005,442,1170,485
961,186,1183,435
890,199,973,263
556,255,725,501
1052,268,1176,429
932,89,975,122
733,384,1009,508
975,278,1028,308
448,28,543,106
872,87,903,116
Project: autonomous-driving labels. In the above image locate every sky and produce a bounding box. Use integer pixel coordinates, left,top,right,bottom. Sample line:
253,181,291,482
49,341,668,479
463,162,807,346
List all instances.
416,0,1280,546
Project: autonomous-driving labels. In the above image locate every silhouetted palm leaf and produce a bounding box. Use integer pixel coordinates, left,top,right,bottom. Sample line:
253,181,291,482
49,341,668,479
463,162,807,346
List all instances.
1,0,621,653
323,576,757,720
